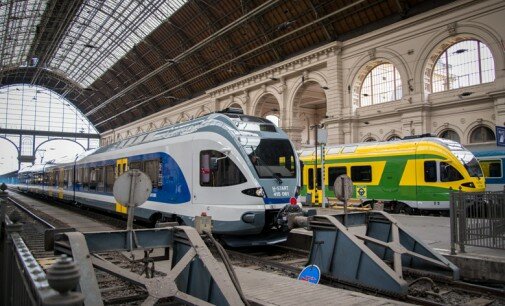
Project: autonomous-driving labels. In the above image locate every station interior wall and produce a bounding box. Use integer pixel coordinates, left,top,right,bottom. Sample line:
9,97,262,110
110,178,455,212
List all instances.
100,0,505,151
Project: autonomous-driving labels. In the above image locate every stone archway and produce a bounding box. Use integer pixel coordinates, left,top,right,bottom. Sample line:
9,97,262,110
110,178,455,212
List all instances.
292,81,327,147
254,93,281,124
227,103,244,113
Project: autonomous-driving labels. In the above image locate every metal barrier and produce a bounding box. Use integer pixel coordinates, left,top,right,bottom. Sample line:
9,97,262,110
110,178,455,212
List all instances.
305,211,459,296
0,192,84,306
450,189,505,254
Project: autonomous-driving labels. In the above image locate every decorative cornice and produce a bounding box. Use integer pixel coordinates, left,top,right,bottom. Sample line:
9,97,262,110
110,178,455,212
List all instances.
207,42,341,99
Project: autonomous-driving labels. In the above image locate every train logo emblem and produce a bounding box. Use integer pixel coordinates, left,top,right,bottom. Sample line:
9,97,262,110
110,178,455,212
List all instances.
298,265,321,284
357,186,367,198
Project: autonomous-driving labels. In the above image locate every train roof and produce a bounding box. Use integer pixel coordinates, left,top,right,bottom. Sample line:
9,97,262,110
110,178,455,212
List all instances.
18,162,64,174
93,112,279,156
472,150,504,158
299,137,467,157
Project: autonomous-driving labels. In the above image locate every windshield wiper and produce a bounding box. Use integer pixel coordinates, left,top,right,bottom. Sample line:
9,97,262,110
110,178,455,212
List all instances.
253,155,283,184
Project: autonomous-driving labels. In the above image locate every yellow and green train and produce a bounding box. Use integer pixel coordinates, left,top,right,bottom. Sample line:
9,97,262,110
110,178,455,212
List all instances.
299,137,485,213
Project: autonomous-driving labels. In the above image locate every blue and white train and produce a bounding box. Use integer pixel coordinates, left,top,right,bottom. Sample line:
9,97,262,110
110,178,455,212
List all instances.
469,145,504,192
16,109,300,244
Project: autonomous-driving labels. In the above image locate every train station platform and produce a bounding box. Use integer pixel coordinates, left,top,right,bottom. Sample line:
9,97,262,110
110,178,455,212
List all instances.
235,265,408,306
7,191,115,232
287,207,505,283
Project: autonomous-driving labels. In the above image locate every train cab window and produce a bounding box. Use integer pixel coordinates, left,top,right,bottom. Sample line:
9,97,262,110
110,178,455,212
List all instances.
351,166,372,182
329,167,347,186
105,165,115,193
440,162,464,182
200,150,246,187
480,160,502,178
424,161,437,182
144,159,162,189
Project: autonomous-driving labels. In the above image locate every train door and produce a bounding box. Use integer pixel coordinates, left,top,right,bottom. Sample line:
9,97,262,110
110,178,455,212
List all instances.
305,166,322,205
417,160,442,208
115,158,128,213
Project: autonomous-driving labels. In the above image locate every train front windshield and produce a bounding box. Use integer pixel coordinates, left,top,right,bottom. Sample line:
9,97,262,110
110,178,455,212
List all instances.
453,150,483,177
246,139,296,179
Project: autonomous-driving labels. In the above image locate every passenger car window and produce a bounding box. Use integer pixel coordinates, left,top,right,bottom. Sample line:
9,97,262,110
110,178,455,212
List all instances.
200,150,246,187
480,160,502,178
351,166,372,182
329,166,347,186
144,159,162,189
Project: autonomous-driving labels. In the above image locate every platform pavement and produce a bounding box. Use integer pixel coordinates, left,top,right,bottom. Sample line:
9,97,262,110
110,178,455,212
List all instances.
292,207,505,282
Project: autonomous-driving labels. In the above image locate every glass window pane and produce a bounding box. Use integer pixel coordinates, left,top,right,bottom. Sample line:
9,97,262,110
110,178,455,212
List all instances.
439,129,460,142
470,126,495,143
432,40,495,93
424,161,437,182
0,84,98,135
360,63,402,106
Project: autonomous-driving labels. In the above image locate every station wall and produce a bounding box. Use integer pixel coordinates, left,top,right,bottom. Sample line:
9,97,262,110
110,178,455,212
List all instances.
100,0,505,151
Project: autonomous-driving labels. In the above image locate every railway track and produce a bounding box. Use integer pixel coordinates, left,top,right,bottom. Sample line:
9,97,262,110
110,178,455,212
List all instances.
224,244,505,306
3,194,152,305
5,191,504,305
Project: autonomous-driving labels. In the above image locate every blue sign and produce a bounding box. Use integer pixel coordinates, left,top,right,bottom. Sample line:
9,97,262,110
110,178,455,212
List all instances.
497,126,505,147
297,265,321,284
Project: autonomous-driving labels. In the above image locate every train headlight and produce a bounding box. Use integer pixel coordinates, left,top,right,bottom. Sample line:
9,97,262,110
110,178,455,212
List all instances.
461,182,475,188
242,213,256,224
241,187,265,197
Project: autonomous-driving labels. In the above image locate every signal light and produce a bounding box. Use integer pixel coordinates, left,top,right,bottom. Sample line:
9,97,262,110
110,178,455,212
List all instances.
290,197,297,206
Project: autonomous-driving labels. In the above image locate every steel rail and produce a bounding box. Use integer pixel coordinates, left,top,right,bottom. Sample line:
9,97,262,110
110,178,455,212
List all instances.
7,196,56,230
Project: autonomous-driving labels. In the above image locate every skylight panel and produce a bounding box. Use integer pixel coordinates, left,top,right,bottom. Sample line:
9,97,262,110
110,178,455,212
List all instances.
46,0,188,87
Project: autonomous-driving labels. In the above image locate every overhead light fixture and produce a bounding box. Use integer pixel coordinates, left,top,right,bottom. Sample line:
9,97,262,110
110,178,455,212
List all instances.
83,44,96,48
167,59,177,64
321,86,329,90
458,91,473,98
270,77,279,81
276,20,295,31
453,49,468,54
363,93,369,97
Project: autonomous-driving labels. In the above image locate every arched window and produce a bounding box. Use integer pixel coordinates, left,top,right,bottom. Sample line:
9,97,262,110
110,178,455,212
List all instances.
470,126,495,143
0,84,97,135
387,135,402,141
432,40,494,93
439,129,460,143
364,137,377,142
360,63,402,106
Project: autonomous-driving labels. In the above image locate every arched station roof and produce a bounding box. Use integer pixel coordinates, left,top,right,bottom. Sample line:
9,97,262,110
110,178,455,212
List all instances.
0,0,456,132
